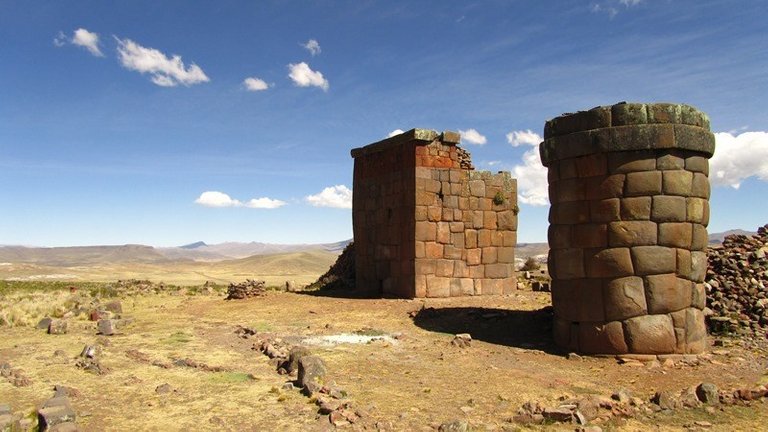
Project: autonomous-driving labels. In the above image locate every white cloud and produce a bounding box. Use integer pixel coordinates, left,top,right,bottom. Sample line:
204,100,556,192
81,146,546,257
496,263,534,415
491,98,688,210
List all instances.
507,130,549,206
195,191,241,208
195,191,285,209
506,129,542,147
387,129,405,138
306,185,352,209
302,39,321,56
711,131,768,189
115,37,209,87
243,77,270,91
619,0,643,6
53,31,67,47
459,128,487,145
287,62,329,91
72,28,103,57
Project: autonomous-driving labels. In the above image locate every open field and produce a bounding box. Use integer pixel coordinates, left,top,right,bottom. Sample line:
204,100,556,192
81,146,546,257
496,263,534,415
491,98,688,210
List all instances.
1,282,767,431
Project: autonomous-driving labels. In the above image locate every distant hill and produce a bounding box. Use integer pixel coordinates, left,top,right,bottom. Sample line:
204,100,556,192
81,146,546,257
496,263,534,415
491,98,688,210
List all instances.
0,244,171,266
160,239,353,260
708,229,758,245
179,241,207,249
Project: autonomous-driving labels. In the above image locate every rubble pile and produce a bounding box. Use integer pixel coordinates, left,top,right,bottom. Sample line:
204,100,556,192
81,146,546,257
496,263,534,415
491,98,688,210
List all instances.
705,224,768,335
306,242,355,291
225,279,266,300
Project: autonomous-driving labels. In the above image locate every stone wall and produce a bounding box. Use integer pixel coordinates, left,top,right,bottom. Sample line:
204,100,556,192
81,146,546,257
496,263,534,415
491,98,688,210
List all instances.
539,102,715,355
351,129,518,298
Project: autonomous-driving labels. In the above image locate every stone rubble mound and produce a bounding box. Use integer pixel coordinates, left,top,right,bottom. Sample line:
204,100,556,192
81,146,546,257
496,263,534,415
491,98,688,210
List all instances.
705,224,768,335
225,279,266,300
307,242,355,291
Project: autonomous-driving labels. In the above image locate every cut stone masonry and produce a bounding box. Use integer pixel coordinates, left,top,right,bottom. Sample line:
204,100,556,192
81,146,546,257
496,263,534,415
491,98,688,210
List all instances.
351,129,518,298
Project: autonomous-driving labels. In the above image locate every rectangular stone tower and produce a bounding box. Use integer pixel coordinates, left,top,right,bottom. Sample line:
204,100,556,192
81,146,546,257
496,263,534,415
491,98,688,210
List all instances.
351,128,518,298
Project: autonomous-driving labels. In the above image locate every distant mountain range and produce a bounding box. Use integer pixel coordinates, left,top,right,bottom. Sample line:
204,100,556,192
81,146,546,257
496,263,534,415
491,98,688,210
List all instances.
0,239,352,266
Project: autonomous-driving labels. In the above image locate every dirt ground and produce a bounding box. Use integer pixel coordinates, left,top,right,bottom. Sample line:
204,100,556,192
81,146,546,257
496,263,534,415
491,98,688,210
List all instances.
1,287,767,431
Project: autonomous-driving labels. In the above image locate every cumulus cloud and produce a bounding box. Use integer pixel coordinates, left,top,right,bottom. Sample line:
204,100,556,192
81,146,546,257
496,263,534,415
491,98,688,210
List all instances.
243,77,270,91
72,28,104,57
302,39,321,56
619,0,643,6
305,185,352,209
506,129,543,147
459,128,487,145
53,31,67,47
387,129,405,138
591,0,642,18
194,191,285,209
710,131,768,188
507,130,549,206
115,37,209,87
287,62,329,91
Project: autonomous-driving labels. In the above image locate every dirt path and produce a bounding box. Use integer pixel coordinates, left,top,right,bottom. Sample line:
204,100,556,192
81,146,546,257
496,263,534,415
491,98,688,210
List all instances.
1,289,767,431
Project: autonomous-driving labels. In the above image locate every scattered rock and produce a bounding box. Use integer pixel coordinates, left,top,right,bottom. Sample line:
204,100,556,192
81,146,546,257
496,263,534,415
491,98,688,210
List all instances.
285,280,297,292
48,320,68,335
567,352,583,361
612,388,632,404
103,300,122,314
542,407,573,422
37,317,53,330
298,356,327,389
438,420,468,432
451,333,472,348
225,279,266,300
79,345,97,359
285,346,311,374
306,242,355,291
38,397,76,431
97,319,115,336
54,385,81,399
651,391,677,410
155,383,173,394
695,382,719,404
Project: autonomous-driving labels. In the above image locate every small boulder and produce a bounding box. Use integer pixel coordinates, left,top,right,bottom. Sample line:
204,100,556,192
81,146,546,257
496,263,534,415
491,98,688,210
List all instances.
38,397,76,431
542,407,574,422
285,346,311,374
97,319,115,336
48,320,68,335
696,383,719,404
155,383,172,394
37,317,53,330
103,301,122,314
285,280,297,292
651,391,677,410
451,333,472,348
438,420,468,432
298,355,327,388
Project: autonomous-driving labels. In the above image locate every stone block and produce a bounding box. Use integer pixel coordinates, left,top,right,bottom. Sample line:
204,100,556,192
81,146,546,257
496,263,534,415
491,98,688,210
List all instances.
589,174,625,199
483,211,497,229
425,242,443,259
497,210,518,230
584,247,633,278
485,263,511,279
551,279,604,322
551,201,590,225
453,261,469,278
578,321,628,354
658,223,692,248
498,247,515,263
608,221,657,246
502,231,517,247
545,105,611,138
436,259,454,277
548,224,572,249
686,198,706,224
620,198,652,223
427,206,442,222
692,283,706,309
608,150,656,173
651,195,687,222
426,275,450,297
685,308,707,353
466,248,482,265
553,317,572,349
481,247,498,264
604,276,648,321
662,170,693,196
414,275,427,297
482,279,504,295
556,178,586,202
477,230,491,247
469,180,485,197
552,248,585,279
415,259,436,275
415,206,428,221
691,224,708,251
436,222,451,244
415,221,436,241
656,152,685,170
590,198,621,222
676,249,692,278
691,173,710,199
631,246,676,275
575,153,608,178
449,221,464,233
674,124,715,156
465,230,477,248
472,210,484,229
690,251,707,282
48,319,68,335
450,278,474,296
625,171,662,196
573,223,607,248
451,232,465,249
624,314,676,354
646,274,692,314
611,103,647,126
647,103,681,124
468,264,485,279
685,155,709,175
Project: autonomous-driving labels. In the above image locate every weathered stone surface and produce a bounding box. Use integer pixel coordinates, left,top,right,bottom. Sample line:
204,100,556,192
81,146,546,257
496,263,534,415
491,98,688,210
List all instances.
97,319,115,336
695,383,719,404
48,320,68,335
625,171,662,196
590,198,621,222
573,224,607,248
552,280,604,322
604,276,647,320
645,274,691,314
578,321,628,354
608,221,657,246
584,248,633,278
608,150,656,173
658,222,692,248
631,246,676,275
298,356,327,388
38,397,76,431
620,196,651,220
551,248,585,279
624,314,676,354
651,195,687,222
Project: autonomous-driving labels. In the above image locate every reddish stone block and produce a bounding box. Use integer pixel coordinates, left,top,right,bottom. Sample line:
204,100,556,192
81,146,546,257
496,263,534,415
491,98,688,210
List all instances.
466,248,482,265
578,321,628,354
624,314,676,354
497,210,518,230
415,221,436,241
477,230,492,247
552,248,585,279
482,247,498,264
498,247,515,264
575,153,608,177
465,230,477,248
485,263,511,279
436,222,451,244
590,198,621,222
426,275,450,298
424,242,443,259
608,221,657,246
646,274,692,314
619,196,652,220
604,276,647,321
483,211,497,229
658,222,692,248
691,224,708,251
573,223,607,248
436,259,453,277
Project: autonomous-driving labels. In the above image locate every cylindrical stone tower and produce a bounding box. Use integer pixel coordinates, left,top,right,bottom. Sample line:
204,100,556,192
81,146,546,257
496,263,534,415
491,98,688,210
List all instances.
539,102,715,355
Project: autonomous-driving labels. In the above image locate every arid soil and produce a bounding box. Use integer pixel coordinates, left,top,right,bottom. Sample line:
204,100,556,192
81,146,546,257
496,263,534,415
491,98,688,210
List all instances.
1,286,767,431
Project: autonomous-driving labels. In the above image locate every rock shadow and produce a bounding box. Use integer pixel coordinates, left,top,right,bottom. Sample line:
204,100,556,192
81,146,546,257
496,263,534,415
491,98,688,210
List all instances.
411,306,559,354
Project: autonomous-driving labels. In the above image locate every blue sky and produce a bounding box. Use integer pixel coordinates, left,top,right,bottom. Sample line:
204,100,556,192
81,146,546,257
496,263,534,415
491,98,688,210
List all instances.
1,0,766,247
